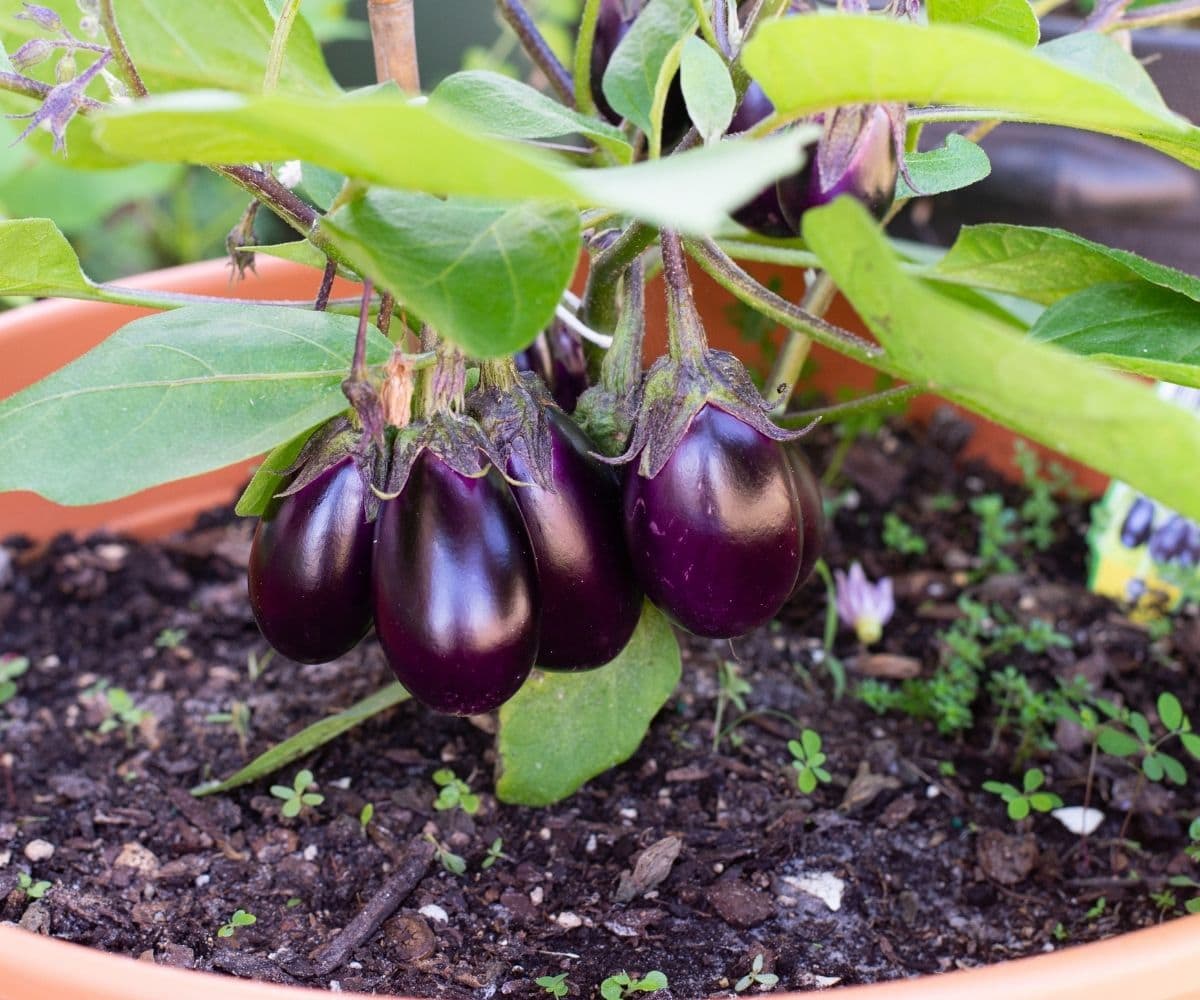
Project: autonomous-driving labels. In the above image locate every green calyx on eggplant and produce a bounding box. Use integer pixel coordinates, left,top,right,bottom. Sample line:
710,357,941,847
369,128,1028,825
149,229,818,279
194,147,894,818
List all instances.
247,418,378,665
470,366,643,671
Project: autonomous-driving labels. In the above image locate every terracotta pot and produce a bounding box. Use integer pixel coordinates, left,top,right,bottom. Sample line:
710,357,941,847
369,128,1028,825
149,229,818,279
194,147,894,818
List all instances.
3,256,1190,1000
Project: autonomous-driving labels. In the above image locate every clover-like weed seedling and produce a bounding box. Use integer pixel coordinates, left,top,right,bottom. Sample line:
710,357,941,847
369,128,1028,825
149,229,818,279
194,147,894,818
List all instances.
154,627,188,649
217,909,257,938
982,767,1063,821
17,873,50,899
97,687,151,747
882,512,927,557
433,768,480,815
599,971,668,1000
271,768,324,819
424,833,467,876
789,729,832,795
536,973,570,998
359,802,375,833
735,953,779,993
481,837,506,870
1165,818,1200,914
0,656,29,705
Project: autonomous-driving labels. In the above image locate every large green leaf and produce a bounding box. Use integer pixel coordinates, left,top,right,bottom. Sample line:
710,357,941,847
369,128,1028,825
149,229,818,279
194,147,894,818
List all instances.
680,36,735,146
0,162,183,232
897,134,991,199
803,198,1200,521
742,16,1200,168
0,305,391,504
601,0,697,137
933,224,1200,305
496,604,682,806
0,219,92,296
319,191,580,358
234,422,322,517
94,89,813,234
927,0,1040,47
0,0,336,95
1029,282,1200,388
430,71,633,164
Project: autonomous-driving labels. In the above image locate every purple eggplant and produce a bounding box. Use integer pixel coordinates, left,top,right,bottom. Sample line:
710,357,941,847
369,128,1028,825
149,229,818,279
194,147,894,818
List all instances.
623,404,802,638
248,457,374,664
514,323,590,413
1120,496,1156,549
786,446,825,589
373,451,540,716
508,409,643,670
1149,514,1190,565
778,104,898,231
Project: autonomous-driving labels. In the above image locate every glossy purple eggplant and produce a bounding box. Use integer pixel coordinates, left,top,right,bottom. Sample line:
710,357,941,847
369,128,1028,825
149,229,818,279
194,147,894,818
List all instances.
514,324,590,413
248,457,373,664
786,446,825,589
1120,496,1156,549
778,104,898,231
623,404,802,638
508,409,643,670
373,451,540,715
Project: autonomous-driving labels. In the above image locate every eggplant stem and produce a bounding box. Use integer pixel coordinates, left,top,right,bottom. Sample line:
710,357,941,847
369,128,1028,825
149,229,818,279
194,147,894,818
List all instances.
98,0,148,97
573,0,602,115
352,278,374,382
494,0,574,106
600,259,646,397
314,259,338,312
263,0,303,94
660,229,709,363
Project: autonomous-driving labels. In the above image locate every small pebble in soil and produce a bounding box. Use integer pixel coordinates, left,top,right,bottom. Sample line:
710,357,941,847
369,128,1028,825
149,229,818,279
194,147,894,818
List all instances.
23,839,54,862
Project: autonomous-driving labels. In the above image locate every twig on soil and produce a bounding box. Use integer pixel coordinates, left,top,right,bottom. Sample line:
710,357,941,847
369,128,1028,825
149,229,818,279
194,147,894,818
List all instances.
298,836,435,977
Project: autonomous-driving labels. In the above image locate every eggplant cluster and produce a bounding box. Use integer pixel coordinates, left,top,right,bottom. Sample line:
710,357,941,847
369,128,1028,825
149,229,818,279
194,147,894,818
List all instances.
247,351,825,716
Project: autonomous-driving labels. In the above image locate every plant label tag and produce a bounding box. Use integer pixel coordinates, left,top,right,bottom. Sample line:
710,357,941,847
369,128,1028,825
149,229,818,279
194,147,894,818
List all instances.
1088,382,1200,618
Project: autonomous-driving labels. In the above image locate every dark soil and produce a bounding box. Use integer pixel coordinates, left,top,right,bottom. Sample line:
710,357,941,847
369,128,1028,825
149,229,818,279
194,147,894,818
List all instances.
3,413,1199,998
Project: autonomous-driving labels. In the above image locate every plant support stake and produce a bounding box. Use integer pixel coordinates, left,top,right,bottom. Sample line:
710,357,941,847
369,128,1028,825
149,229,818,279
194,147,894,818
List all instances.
368,0,420,93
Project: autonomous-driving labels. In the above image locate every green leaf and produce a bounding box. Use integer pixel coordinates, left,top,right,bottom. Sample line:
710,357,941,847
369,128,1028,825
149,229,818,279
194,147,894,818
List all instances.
934,224,1200,307
1008,797,1030,821
601,0,698,137
1131,712,1153,744
192,682,411,797
0,219,91,297
234,423,322,517
797,769,817,794
496,603,682,806
743,17,1200,168
1159,692,1185,732
801,728,822,756
638,972,669,992
1143,753,1166,782
0,163,184,233
430,70,633,164
680,36,735,146
927,0,1040,47
1097,728,1141,758
983,780,1019,798
1179,732,1200,761
94,89,813,235
1023,768,1045,793
897,134,991,200
1029,283,1200,388
0,0,337,95
0,305,391,505
1029,792,1062,812
1159,752,1188,786
320,191,580,358
801,199,1200,522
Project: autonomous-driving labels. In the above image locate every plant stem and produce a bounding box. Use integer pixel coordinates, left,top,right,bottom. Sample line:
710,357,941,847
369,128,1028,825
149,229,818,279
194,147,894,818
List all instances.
690,0,722,52
600,259,645,396
684,238,882,366
495,0,574,106
263,0,303,94
352,279,374,383
367,0,421,92
573,0,602,116
765,272,838,415
378,292,395,338
660,229,708,363
779,385,918,427
216,164,321,238
581,223,657,333
98,0,147,97
1109,0,1200,29
314,259,338,311
93,284,362,312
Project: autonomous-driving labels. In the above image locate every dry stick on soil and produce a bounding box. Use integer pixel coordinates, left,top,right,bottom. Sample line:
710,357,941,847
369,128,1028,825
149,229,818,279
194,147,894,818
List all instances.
495,0,575,106
367,0,421,93
297,836,435,976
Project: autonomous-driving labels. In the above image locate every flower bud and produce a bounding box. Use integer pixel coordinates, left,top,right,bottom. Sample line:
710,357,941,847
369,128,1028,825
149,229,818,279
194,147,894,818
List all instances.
11,38,54,71
55,52,77,84
16,3,62,30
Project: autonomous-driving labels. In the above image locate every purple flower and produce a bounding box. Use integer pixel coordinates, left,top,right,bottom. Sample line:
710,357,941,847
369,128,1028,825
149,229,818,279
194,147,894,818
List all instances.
834,562,894,645
15,3,61,31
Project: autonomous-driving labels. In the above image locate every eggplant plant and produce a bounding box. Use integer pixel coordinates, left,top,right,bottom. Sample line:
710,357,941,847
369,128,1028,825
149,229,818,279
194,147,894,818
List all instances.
3,0,1200,807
